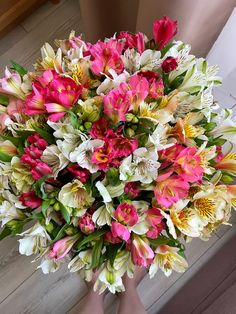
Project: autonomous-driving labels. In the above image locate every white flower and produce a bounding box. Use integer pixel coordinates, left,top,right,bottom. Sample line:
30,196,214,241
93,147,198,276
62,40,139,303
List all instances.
41,144,69,178
120,148,160,184
69,139,104,173
58,179,94,214
94,266,125,294
38,255,61,274
0,191,25,227
92,203,114,226
149,245,188,278
68,250,92,272
18,223,51,256
96,69,130,95
147,124,176,152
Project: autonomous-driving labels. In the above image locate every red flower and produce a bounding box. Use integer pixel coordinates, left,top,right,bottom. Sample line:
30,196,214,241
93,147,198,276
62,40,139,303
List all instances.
19,191,42,209
152,16,177,50
67,164,90,182
117,31,145,54
162,57,178,73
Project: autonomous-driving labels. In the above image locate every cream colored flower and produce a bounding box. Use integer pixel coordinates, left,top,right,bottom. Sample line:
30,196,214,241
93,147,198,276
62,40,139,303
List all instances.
18,223,51,256
58,179,94,214
149,245,188,278
68,250,92,272
41,144,69,178
0,191,25,226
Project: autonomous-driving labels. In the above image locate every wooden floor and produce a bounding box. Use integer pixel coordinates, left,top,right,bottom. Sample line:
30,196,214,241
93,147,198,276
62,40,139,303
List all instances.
0,1,236,313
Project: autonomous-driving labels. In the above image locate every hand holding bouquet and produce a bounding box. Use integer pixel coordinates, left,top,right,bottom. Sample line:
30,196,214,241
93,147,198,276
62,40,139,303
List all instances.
0,16,235,294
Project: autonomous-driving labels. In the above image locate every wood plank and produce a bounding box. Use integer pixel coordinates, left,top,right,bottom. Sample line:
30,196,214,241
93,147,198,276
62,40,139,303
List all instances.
0,0,47,37
0,25,27,56
0,0,84,76
202,281,236,314
0,263,86,314
148,227,236,314
0,236,37,303
21,0,67,33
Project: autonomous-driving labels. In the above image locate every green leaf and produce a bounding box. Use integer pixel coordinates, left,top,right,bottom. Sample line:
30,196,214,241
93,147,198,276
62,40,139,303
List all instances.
51,223,69,243
42,199,51,218
107,244,120,267
161,42,175,57
90,236,103,269
0,134,20,146
0,226,11,241
10,60,27,76
29,213,44,220
34,175,49,199
106,168,120,186
33,126,55,144
59,202,71,224
76,229,107,251
68,111,80,129
0,94,9,106
0,152,12,162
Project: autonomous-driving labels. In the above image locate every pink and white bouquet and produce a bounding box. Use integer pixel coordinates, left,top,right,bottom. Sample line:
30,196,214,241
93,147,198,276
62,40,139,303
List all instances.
0,16,236,293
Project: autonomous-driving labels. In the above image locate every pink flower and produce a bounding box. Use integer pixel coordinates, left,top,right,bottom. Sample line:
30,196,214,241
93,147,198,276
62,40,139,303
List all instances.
79,213,95,234
90,39,124,76
153,16,177,50
90,117,109,139
117,31,145,54
131,234,154,267
124,182,141,199
0,67,25,99
111,221,130,241
67,164,90,182
24,146,43,159
108,136,138,159
137,70,164,99
103,82,133,123
146,208,165,239
7,98,25,119
155,172,189,208
128,75,149,112
31,161,53,180
215,146,224,163
114,203,138,226
24,70,82,121
104,231,122,244
174,147,204,183
0,113,10,131
20,154,37,167
19,191,42,209
161,57,178,73
159,144,184,162
27,134,48,150
49,236,76,260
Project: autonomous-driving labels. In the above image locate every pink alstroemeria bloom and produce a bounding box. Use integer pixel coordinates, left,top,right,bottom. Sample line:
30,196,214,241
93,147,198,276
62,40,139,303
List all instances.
108,136,138,159
146,208,165,239
104,231,122,244
111,221,130,241
114,203,139,227
159,144,184,162
31,161,53,180
128,75,149,112
174,147,204,183
117,31,145,54
103,82,133,124
7,98,25,119
79,213,95,234
90,117,110,139
155,172,189,208
24,146,43,159
27,133,48,150
49,236,77,260
137,70,164,99
67,164,90,182
0,67,25,99
124,182,141,199
19,191,42,209
131,234,154,267
90,39,124,76
0,113,10,131
152,16,178,50
24,84,47,115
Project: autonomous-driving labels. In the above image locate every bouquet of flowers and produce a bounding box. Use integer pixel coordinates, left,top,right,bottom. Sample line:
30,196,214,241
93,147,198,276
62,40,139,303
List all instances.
0,16,236,294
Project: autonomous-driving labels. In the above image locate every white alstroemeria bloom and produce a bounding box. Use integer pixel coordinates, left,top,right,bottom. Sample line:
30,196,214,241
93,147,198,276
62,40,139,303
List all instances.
68,250,92,272
147,124,176,153
0,191,25,226
120,148,160,184
96,69,130,95
113,251,135,278
69,139,104,173
121,48,141,73
38,255,61,274
140,49,161,71
178,63,206,94
94,265,125,294
18,223,51,256
210,109,236,145
149,245,188,278
41,144,69,178
58,179,94,214
40,43,62,73
92,181,115,226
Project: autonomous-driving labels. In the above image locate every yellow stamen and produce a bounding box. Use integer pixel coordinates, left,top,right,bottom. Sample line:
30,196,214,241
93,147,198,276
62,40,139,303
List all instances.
195,198,215,220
